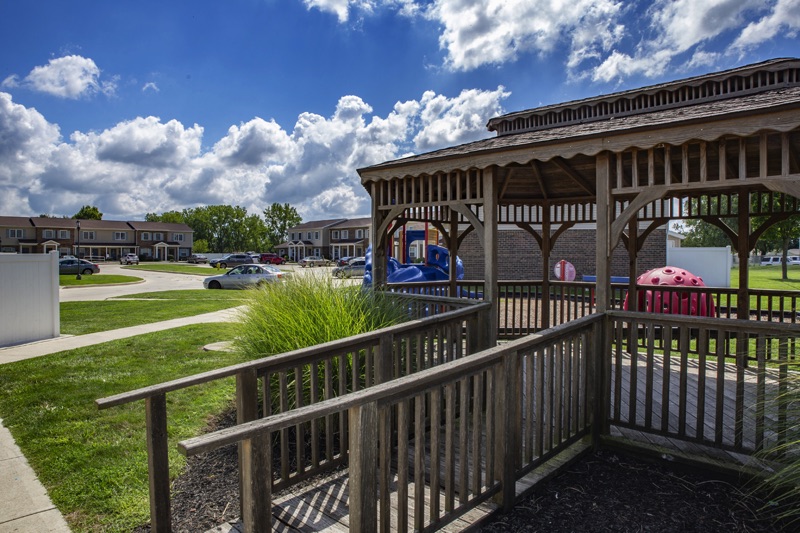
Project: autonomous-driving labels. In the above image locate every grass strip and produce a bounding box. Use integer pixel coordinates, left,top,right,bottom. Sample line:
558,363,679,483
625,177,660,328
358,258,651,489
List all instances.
0,323,245,533
61,297,244,335
60,274,142,286
123,264,225,275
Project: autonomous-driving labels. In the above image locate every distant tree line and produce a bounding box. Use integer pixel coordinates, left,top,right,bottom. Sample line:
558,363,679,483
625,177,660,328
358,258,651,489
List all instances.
145,203,302,253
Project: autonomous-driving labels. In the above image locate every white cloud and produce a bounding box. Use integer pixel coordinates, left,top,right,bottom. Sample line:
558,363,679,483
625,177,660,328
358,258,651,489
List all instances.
302,0,375,22
0,87,507,220
733,0,800,49
14,55,116,99
142,82,159,92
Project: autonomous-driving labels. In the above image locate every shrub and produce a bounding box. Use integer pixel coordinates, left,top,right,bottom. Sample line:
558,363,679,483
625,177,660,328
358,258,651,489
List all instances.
755,368,800,527
233,274,408,357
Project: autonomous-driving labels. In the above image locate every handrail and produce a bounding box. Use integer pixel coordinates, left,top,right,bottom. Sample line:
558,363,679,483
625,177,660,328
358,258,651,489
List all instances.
178,313,603,531
96,295,489,409
607,310,800,335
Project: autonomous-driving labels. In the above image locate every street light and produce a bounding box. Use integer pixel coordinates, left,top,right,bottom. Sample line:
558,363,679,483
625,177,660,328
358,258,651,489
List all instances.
76,220,82,280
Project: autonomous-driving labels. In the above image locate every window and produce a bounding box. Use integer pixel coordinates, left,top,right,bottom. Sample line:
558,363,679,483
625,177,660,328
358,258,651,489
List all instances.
314,231,320,240
114,232,127,241
290,232,296,240
141,232,151,241
6,229,23,238
332,230,339,239
82,231,95,240
154,233,163,241
43,229,54,239
341,230,348,239
59,230,70,239
356,229,364,239
173,233,184,242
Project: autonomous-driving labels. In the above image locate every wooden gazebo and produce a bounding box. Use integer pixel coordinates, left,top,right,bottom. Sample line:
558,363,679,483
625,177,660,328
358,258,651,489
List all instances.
358,57,800,344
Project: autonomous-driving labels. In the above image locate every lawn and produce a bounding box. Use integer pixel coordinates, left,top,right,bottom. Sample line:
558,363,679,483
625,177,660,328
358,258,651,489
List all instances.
123,263,220,275
732,265,800,291
0,323,247,533
60,274,142,286
61,290,247,335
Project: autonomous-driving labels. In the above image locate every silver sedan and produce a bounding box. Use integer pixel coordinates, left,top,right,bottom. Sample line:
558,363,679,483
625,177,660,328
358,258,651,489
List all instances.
203,264,284,289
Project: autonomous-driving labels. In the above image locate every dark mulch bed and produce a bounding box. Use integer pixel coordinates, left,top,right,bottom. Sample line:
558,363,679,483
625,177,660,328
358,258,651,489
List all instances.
134,410,787,532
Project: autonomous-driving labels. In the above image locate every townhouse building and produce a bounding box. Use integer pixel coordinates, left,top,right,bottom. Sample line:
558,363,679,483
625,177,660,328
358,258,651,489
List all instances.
277,218,374,261
0,216,193,260
328,217,371,260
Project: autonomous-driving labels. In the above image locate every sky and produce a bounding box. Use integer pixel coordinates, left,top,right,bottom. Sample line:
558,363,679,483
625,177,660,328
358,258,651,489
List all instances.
1,1,799,222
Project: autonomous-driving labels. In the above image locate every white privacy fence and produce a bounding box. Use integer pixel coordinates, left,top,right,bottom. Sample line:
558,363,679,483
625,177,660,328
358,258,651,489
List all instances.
0,253,60,348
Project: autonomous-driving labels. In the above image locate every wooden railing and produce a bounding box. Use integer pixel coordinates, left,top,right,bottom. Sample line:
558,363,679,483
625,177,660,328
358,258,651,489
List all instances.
178,314,604,532
96,294,491,533
605,311,800,454
387,280,800,338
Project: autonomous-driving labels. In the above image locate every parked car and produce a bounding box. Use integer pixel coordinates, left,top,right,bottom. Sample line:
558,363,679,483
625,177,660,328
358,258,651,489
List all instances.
332,257,366,278
259,252,286,265
789,256,800,266
59,258,100,275
335,256,353,266
120,253,139,265
299,255,329,267
187,254,209,264
203,264,284,289
760,256,783,266
209,253,253,269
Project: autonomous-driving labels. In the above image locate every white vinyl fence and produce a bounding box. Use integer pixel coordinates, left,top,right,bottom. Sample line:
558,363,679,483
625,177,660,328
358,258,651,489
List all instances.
666,245,733,287
0,253,60,347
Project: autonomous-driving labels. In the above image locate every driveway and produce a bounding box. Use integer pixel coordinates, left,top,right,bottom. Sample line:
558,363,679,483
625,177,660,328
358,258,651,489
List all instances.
60,263,206,301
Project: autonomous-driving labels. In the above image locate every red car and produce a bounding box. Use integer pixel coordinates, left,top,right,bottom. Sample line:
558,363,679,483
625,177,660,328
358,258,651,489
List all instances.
260,253,286,265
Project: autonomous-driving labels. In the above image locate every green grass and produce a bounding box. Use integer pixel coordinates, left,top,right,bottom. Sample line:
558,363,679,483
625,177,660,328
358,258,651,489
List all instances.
60,295,245,335
60,274,142,286
234,275,409,357
123,263,220,275
0,324,247,533
732,266,800,291
109,289,246,301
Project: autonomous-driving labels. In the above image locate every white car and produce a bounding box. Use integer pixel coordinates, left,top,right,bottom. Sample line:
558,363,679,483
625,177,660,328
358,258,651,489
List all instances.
120,253,139,265
760,256,783,266
203,264,284,289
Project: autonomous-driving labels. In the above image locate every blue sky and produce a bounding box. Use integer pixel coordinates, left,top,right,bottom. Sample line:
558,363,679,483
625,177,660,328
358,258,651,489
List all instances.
1,0,798,221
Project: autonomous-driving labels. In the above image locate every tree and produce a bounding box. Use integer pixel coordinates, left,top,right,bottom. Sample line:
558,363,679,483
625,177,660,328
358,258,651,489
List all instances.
72,205,103,220
263,203,302,250
753,194,800,280
181,205,269,252
677,196,738,249
146,210,184,224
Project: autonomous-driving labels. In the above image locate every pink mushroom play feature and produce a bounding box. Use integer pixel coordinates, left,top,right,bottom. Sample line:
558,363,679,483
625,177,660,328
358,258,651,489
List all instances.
623,266,717,317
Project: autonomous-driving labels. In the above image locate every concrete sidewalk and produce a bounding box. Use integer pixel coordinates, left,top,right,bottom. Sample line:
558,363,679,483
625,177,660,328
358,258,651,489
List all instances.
0,306,243,531
0,307,243,365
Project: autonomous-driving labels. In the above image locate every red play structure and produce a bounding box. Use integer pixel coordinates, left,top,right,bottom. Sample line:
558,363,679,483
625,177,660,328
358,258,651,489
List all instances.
623,266,717,317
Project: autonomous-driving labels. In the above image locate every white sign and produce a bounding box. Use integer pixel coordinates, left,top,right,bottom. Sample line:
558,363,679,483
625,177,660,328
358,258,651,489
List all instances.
554,260,576,281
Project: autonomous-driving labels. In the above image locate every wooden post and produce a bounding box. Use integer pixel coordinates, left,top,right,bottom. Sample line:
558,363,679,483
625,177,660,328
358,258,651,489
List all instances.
541,209,551,329
449,215,458,298
484,167,498,345
240,435,272,533
236,369,261,528
145,394,171,533
371,182,387,289
737,192,750,320
376,334,393,384
349,402,378,533
595,153,612,313
627,218,638,311
494,353,520,510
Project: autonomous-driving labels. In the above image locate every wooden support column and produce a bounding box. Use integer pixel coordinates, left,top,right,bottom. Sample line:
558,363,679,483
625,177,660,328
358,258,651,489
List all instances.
484,167,498,345
541,209,552,329
737,192,750,320
595,153,612,312
449,215,458,297
627,218,639,311
349,402,379,533
236,369,269,532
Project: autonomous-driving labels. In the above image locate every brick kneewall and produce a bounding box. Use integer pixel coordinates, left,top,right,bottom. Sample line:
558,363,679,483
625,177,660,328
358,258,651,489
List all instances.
458,228,667,281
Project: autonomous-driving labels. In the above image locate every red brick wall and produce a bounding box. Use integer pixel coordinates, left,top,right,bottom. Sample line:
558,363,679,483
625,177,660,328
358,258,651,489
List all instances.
458,227,667,280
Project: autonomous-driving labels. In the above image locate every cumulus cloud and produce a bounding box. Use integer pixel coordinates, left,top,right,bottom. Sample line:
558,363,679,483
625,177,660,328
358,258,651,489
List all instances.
0,87,508,220
302,0,375,22
732,0,800,50
142,82,159,92
12,55,117,99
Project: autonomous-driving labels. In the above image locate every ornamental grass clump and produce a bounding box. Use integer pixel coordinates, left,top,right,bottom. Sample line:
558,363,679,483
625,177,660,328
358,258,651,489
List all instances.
755,367,800,528
233,274,408,357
